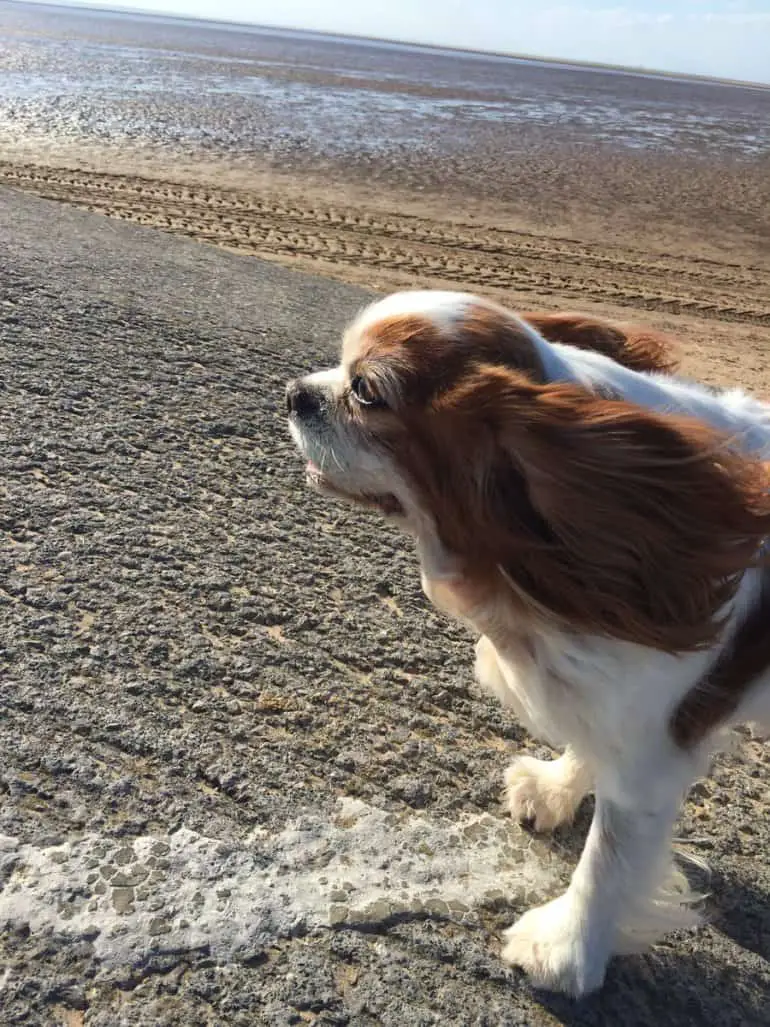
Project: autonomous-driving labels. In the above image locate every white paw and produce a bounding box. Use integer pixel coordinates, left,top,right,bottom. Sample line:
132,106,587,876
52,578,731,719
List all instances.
501,894,610,997
504,755,584,832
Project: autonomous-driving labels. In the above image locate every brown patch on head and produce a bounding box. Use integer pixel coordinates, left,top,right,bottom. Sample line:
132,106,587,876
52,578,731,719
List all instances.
373,363,770,652
522,311,679,375
671,568,770,747
345,312,441,408
459,303,546,381
345,301,545,409
346,312,437,365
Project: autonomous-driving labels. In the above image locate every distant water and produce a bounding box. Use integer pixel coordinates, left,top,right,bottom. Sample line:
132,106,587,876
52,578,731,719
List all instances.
1,1,769,165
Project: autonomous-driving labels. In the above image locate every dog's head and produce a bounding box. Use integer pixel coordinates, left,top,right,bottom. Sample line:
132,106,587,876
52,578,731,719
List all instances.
286,291,547,527
287,290,770,650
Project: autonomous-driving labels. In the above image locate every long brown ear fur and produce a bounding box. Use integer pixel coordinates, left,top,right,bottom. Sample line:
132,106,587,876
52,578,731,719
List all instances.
521,311,679,375
434,367,770,652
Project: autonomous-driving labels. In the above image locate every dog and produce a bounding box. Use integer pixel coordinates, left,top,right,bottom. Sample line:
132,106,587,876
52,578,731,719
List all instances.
286,289,770,997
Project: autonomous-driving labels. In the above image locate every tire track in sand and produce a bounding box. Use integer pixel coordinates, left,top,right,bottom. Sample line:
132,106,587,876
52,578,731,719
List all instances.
3,162,769,327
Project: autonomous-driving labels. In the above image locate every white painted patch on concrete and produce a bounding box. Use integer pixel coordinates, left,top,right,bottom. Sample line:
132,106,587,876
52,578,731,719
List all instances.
0,798,567,964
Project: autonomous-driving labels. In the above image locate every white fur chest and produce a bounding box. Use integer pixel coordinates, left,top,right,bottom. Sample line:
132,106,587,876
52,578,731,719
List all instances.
474,627,711,773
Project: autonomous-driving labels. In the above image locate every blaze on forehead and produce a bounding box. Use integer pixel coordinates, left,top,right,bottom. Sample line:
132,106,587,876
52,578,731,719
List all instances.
349,305,546,403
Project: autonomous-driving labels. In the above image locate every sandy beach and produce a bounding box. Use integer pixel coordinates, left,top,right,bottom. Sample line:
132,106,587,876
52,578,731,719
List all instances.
2,2,769,333
3,142,768,397
2,95,769,400
2,1,769,354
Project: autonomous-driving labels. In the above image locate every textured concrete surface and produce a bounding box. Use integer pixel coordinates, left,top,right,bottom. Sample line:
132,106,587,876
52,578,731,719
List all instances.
1,188,769,1026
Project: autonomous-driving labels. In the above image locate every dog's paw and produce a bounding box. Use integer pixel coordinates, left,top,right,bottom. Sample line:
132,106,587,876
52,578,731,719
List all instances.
501,895,609,998
504,755,584,832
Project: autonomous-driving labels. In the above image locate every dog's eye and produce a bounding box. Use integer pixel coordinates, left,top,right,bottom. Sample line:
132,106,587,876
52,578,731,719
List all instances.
350,375,384,408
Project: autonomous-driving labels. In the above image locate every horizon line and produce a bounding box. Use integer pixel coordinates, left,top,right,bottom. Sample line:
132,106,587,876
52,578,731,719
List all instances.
11,0,770,92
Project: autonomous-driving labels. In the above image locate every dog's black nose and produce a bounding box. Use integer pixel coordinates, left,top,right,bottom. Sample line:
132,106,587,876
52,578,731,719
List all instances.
286,380,320,418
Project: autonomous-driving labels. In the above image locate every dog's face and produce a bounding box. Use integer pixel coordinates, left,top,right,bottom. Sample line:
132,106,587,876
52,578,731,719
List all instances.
286,290,545,535
285,359,410,521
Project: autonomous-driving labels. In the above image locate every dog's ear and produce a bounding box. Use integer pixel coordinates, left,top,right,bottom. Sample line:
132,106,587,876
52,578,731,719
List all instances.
440,365,770,651
521,311,679,374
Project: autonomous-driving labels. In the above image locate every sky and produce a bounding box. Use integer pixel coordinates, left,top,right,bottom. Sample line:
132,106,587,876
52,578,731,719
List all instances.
30,1,770,84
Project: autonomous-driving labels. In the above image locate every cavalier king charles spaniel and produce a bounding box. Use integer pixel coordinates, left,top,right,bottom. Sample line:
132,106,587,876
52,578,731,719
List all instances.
286,290,770,997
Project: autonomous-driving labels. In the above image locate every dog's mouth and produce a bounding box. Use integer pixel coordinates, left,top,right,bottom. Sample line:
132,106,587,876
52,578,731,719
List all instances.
305,461,403,516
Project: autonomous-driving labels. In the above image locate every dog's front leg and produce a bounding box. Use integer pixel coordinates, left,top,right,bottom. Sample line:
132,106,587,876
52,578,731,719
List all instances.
501,755,698,997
